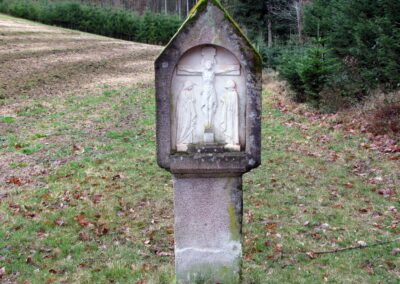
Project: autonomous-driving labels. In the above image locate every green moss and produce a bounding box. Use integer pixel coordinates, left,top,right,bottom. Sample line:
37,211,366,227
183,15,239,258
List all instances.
188,0,208,16
228,204,240,241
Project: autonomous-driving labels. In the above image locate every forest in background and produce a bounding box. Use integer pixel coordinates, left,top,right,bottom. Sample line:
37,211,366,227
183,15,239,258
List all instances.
0,0,399,120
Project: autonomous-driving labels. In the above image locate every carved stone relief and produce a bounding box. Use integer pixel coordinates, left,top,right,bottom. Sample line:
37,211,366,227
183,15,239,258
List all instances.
171,45,246,152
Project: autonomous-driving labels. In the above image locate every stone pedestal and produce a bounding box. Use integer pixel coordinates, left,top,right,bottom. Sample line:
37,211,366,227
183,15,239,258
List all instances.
173,176,242,283
154,1,262,282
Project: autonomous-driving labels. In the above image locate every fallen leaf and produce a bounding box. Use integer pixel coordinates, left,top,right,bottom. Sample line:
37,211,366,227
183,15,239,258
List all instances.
273,243,282,253
344,182,353,189
156,251,172,257
94,224,108,236
54,218,64,226
391,248,400,256
75,214,90,227
385,260,396,269
141,263,150,272
79,232,89,241
72,144,84,154
26,256,34,264
388,155,399,161
360,143,370,149
378,188,394,198
311,233,321,239
306,251,315,259
265,223,277,233
6,176,22,186
112,174,122,180
264,240,272,247
331,204,343,209
91,193,102,204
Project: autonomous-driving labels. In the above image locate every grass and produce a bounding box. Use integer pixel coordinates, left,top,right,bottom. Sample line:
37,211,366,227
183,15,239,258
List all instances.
0,14,399,284
0,85,398,283
1,86,175,283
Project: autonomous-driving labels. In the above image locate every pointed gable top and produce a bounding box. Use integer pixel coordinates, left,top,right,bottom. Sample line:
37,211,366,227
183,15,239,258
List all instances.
156,0,262,65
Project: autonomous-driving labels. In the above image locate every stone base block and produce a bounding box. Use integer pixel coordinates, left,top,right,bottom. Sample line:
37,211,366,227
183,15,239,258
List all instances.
173,176,243,283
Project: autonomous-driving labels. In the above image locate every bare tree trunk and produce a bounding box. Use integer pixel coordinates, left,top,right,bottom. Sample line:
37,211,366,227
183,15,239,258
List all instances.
186,0,189,17
178,0,182,18
267,18,272,48
295,0,303,44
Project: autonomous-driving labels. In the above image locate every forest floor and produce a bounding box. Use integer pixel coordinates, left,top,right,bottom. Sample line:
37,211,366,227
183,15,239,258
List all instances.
0,14,399,283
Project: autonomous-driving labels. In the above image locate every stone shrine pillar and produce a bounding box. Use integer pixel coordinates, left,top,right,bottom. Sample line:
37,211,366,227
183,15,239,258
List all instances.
155,0,262,282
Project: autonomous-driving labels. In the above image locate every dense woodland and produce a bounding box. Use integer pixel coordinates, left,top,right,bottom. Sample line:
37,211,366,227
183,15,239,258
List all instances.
0,0,399,116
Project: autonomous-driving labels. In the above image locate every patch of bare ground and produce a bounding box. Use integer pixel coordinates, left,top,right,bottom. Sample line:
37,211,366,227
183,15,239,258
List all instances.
0,19,161,99
1,47,158,99
0,40,123,57
0,15,161,192
0,16,81,33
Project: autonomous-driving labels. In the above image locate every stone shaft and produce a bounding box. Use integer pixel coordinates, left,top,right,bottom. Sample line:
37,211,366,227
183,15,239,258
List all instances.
173,175,243,283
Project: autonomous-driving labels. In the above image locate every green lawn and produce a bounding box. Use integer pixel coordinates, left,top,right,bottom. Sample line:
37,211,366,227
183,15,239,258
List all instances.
0,83,399,283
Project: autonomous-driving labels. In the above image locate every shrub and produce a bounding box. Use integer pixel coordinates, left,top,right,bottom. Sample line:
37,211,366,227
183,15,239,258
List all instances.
297,46,340,106
276,47,306,102
277,45,341,107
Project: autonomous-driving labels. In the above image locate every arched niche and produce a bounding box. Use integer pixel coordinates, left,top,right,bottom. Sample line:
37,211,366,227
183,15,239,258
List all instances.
170,44,246,152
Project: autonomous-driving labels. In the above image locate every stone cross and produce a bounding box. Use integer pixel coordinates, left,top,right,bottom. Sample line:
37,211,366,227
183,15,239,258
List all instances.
155,0,262,282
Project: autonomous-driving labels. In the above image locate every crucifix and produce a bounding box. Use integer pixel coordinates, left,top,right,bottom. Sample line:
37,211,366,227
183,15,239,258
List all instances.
176,46,240,140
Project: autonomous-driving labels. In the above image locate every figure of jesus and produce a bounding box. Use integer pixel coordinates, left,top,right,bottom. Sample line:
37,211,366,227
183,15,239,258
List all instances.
177,47,240,131
220,79,240,151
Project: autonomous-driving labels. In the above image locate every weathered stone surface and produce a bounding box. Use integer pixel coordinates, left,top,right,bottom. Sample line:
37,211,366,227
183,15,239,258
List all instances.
154,0,262,282
174,176,242,283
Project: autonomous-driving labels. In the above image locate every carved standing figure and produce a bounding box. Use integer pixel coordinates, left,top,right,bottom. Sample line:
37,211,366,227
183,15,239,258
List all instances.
220,80,239,150
176,81,196,151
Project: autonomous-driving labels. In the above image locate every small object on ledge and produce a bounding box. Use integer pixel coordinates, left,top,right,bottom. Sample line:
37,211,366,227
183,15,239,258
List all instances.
176,143,189,152
203,128,214,144
224,144,241,151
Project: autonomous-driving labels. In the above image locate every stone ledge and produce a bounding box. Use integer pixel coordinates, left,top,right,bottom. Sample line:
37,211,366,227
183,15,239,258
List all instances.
169,152,251,175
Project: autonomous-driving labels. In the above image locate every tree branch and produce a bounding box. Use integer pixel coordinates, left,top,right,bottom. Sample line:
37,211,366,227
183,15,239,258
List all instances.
302,237,400,258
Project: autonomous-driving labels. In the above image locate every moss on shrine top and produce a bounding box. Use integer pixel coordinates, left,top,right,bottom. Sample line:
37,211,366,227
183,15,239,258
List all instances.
158,0,262,63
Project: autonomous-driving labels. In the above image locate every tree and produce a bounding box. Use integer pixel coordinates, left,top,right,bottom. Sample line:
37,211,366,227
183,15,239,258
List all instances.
304,0,400,91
